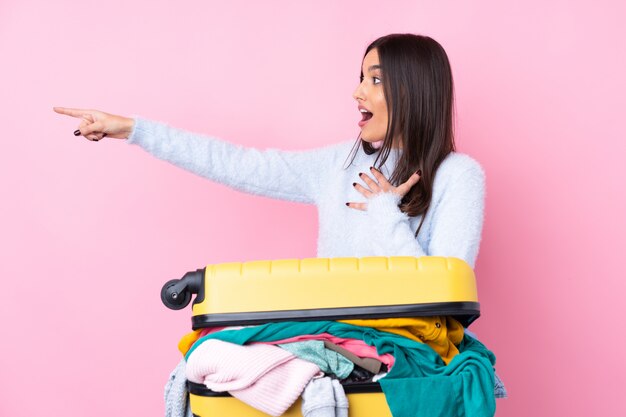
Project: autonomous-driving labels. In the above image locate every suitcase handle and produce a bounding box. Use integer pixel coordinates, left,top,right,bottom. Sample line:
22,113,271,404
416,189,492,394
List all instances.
161,268,205,310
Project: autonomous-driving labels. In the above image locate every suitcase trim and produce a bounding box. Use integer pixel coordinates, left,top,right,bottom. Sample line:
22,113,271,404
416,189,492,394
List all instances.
187,381,383,397
190,301,480,329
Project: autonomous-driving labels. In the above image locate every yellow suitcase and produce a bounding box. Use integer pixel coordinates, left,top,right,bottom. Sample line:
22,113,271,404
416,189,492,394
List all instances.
161,256,480,417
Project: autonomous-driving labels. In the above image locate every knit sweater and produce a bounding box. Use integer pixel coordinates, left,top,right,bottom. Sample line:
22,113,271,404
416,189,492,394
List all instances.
126,117,486,268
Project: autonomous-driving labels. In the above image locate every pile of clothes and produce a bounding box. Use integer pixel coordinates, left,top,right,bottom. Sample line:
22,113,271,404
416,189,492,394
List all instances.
165,317,507,417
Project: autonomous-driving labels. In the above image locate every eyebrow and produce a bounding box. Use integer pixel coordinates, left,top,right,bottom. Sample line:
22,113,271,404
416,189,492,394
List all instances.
367,64,381,72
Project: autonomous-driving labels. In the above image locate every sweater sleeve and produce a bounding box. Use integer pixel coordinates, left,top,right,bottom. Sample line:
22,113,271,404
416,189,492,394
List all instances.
364,162,486,268
126,116,340,204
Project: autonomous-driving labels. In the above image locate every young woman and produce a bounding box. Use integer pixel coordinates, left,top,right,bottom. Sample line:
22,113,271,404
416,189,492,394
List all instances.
54,33,507,410
53,33,486,269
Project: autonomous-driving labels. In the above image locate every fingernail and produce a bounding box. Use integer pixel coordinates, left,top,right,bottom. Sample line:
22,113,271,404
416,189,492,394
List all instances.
358,172,363,177
416,170,422,176
352,182,357,187
345,202,350,206
73,130,80,136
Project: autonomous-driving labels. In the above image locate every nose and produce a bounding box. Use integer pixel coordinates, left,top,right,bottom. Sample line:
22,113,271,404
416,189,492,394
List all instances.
353,82,364,102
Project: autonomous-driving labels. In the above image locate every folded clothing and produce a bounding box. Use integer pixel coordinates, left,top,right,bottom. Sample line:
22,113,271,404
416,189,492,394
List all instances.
165,358,193,417
186,321,496,417
178,326,247,355
323,340,383,374
186,339,321,416
302,376,349,417
278,340,354,379
179,316,464,366
179,325,506,399
339,316,464,365
253,332,395,370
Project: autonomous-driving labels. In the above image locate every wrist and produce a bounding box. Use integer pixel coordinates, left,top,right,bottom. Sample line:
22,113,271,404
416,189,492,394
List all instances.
368,192,402,209
123,117,135,140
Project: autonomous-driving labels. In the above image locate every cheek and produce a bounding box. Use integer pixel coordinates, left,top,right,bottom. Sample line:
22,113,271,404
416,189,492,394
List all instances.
374,107,388,128
374,95,388,122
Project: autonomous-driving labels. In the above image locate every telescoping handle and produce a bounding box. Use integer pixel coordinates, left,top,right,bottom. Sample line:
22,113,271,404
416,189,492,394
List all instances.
161,268,205,310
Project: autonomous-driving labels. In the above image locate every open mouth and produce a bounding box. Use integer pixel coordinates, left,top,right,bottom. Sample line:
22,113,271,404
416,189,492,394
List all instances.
361,111,374,122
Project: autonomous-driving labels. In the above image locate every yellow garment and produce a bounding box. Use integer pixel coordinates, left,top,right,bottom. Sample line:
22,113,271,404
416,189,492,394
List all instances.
339,316,464,365
178,329,204,356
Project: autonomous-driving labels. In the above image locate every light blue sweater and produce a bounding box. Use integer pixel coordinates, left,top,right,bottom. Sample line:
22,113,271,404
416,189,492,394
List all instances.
126,117,486,268
126,117,507,414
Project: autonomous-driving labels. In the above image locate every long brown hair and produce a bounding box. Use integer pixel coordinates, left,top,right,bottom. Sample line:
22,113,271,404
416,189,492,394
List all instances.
346,34,456,237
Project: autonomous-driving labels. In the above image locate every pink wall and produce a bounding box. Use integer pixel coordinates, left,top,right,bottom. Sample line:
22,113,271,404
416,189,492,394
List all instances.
1,1,624,416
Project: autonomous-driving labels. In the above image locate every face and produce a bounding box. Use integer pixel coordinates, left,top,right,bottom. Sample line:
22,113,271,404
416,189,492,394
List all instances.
352,48,391,149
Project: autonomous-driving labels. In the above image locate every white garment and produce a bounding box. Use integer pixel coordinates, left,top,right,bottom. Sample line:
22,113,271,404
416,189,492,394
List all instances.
302,377,349,417
164,359,193,417
127,117,486,267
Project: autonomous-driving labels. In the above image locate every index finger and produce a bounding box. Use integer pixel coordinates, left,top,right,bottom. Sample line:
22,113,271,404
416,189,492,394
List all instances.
369,166,392,186
53,107,91,118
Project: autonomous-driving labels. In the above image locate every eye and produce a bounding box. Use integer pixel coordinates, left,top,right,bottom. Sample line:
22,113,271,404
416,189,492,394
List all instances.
359,75,381,85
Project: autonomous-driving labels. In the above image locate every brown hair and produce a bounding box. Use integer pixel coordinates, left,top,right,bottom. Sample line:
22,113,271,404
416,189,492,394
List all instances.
346,33,456,237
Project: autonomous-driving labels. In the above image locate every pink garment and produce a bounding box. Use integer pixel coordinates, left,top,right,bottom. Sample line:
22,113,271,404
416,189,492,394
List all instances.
253,333,395,370
186,339,321,416
197,325,247,337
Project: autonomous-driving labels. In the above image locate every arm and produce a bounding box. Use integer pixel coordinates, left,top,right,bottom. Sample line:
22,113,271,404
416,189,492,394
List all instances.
126,116,342,204
364,162,486,268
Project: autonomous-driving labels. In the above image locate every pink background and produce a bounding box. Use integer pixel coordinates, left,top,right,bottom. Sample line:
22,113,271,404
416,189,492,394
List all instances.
1,1,624,416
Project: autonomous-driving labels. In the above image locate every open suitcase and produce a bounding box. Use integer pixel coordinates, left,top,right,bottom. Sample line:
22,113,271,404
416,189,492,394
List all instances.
161,256,481,417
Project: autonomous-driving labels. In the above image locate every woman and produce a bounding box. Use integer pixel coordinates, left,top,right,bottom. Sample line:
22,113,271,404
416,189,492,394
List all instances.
55,33,506,415
53,33,485,268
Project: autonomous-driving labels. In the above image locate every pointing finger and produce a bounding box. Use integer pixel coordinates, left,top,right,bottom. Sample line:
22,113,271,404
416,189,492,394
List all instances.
53,107,92,118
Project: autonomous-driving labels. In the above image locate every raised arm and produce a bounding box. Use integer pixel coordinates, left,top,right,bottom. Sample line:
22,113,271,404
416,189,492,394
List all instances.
53,107,344,205
126,117,346,204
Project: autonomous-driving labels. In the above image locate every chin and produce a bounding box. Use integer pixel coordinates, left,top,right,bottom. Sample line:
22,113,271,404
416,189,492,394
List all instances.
361,134,380,143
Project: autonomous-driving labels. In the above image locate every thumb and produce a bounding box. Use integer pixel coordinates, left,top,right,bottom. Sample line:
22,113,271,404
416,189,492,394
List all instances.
81,121,105,136
397,170,421,195
407,170,421,186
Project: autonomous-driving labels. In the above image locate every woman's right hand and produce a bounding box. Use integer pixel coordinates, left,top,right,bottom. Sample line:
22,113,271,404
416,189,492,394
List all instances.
53,107,135,141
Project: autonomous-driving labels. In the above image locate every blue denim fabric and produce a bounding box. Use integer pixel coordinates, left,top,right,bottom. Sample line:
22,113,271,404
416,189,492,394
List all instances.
164,359,193,417
464,328,508,399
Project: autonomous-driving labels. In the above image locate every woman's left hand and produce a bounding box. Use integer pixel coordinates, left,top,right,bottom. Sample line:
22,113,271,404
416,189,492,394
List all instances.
347,167,421,211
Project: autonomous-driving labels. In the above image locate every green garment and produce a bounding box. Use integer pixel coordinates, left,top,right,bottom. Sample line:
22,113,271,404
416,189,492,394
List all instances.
185,321,496,417
278,340,354,379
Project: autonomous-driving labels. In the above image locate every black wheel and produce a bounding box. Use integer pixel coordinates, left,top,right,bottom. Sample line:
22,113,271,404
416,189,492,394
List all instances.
161,279,192,310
